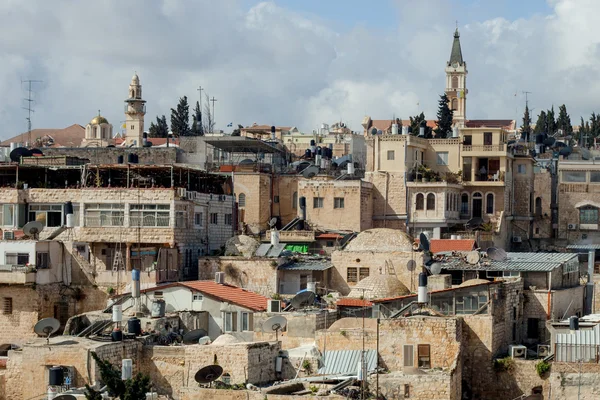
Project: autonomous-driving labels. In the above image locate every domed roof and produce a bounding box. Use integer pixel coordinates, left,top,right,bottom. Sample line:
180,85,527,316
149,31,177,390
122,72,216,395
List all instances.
89,113,109,125
347,273,410,299
459,278,491,287
131,72,140,84
344,228,414,252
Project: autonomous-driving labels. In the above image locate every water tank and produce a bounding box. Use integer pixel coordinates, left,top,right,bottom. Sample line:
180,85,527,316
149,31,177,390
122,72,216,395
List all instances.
536,134,545,144
316,146,322,155
132,279,140,298
402,126,408,135
271,230,280,246
418,273,428,303
570,316,579,332
320,158,327,169
450,235,457,240
142,132,148,146
111,328,123,342
392,124,399,135
456,235,462,240
307,282,317,293
128,317,141,336
112,304,123,322
48,366,64,386
310,139,316,146
9,143,16,152
452,126,459,138
151,299,166,318
132,268,140,282
419,127,425,137
347,163,355,175
118,155,124,164
122,359,133,380
304,149,311,158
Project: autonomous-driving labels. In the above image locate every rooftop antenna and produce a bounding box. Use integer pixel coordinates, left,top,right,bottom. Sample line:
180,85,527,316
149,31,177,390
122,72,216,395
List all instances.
21,79,43,147
210,96,218,133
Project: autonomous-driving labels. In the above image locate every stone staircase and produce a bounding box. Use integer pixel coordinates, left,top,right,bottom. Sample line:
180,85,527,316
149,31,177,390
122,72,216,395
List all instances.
69,245,96,283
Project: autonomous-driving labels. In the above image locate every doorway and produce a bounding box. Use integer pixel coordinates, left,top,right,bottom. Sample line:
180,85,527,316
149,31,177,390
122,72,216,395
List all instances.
472,192,483,218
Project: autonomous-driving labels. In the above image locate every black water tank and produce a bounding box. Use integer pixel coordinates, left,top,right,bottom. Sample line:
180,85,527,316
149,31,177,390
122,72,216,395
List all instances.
535,134,545,144
570,316,579,331
49,367,64,386
316,146,322,155
304,149,311,158
299,196,306,208
310,140,316,146
117,155,124,164
419,272,427,287
128,317,141,336
111,328,123,342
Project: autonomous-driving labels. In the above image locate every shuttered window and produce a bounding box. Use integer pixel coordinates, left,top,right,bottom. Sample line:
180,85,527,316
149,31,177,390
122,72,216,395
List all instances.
403,345,414,367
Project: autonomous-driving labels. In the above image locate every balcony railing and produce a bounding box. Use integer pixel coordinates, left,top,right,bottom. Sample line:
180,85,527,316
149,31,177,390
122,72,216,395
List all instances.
84,216,125,227
462,144,506,152
0,265,36,284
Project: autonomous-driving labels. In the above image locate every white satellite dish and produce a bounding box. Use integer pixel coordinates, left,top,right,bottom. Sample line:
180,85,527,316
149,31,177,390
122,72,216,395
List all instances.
198,336,211,345
486,247,507,262
430,263,442,275
268,217,278,228
262,315,287,341
301,165,320,179
466,251,481,265
23,221,44,239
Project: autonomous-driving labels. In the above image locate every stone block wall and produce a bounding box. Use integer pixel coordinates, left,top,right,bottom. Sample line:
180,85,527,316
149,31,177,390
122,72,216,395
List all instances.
366,171,408,229
198,257,277,297
533,169,552,239
375,371,460,400
234,173,271,234
41,147,178,165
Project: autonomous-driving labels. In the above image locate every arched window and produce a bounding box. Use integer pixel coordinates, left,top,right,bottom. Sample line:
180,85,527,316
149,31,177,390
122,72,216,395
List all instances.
416,193,424,210
292,192,298,209
454,194,459,211
446,194,450,211
535,197,542,216
238,193,246,207
486,193,494,214
452,76,458,88
426,193,435,210
472,192,483,218
451,98,458,111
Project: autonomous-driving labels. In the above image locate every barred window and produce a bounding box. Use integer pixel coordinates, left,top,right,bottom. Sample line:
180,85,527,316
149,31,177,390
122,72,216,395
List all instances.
347,267,358,283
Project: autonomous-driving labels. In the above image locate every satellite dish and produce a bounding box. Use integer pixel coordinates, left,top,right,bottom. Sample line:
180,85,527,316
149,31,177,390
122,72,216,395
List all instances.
268,217,278,228
194,365,224,385
262,315,288,341
54,395,77,400
559,147,572,157
465,218,484,230
466,251,481,265
23,221,44,238
34,317,60,344
543,137,556,147
239,159,255,165
198,336,211,345
419,232,430,252
486,247,507,262
407,260,417,272
370,128,377,135
10,147,33,162
183,329,209,344
290,291,316,309
430,263,442,275
301,165,320,179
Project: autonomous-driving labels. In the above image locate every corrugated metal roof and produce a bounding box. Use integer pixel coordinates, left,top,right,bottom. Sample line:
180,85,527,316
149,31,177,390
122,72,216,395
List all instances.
318,350,377,376
279,261,332,271
441,252,578,272
566,244,600,250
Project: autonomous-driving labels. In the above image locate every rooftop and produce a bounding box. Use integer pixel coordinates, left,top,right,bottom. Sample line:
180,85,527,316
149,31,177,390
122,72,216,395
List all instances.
440,252,578,272
204,136,284,154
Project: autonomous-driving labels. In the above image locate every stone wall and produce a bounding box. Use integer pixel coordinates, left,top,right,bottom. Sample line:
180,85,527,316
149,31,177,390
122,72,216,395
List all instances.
374,371,460,400
365,171,408,229
254,310,338,349
234,173,272,234
41,146,178,165
533,169,552,239
198,257,278,297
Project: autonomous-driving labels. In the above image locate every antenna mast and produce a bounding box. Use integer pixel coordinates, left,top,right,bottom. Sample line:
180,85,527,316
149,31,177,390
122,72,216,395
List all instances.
522,91,532,107
21,79,43,147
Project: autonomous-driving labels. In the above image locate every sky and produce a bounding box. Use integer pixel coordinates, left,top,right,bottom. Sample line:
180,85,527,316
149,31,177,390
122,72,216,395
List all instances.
1,0,599,140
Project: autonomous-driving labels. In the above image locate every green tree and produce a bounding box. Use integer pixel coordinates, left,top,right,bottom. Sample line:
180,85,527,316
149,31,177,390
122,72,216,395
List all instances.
533,110,547,135
85,352,151,400
148,115,169,138
546,106,556,135
231,124,243,136
190,101,204,136
409,112,432,138
170,96,190,137
556,104,573,136
520,104,532,142
434,93,454,138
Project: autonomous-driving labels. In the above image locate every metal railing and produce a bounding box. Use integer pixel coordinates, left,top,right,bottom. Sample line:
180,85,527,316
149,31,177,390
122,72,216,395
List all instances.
84,216,125,227
0,264,29,272
462,144,506,152
130,214,170,227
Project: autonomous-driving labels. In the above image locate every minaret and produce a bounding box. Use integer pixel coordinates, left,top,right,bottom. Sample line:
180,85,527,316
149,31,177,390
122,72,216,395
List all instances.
445,28,467,128
124,73,146,147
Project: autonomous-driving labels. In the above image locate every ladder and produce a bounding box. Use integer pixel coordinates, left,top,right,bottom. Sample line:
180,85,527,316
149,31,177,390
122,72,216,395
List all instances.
112,249,124,272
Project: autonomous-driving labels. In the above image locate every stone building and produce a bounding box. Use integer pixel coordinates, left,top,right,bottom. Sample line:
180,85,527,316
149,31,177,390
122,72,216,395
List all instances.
82,112,114,147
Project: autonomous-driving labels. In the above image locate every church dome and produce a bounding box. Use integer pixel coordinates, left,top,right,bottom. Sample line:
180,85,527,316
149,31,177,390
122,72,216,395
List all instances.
347,273,410,300
344,228,414,252
89,114,109,125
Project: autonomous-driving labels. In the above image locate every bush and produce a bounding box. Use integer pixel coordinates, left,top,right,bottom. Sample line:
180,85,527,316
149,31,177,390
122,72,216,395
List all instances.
302,360,313,375
494,356,515,373
536,360,551,377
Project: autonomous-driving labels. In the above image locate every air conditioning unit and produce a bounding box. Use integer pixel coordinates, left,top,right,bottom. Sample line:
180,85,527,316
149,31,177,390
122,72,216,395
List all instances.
512,236,522,243
177,188,187,198
509,345,527,359
3,231,14,240
568,224,578,230
186,192,194,201
537,345,551,358
215,272,225,284
267,299,281,313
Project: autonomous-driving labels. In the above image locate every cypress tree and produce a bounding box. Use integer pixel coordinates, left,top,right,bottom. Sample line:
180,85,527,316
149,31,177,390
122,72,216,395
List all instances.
170,96,190,137
434,93,454,138
190,101,204,136
556,104,572,136
520,104,532,141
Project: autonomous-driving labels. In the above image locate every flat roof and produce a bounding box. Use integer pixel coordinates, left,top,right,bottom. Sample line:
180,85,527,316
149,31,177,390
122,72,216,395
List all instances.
203,137,284,154
441,252,578,272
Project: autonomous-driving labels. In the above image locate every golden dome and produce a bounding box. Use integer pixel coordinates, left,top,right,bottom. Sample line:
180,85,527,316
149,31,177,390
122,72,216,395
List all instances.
90,115,109,125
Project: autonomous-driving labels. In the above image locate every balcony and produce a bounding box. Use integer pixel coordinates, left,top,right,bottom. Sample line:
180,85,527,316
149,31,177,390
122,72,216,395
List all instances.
0,265,36,284
462,144,507,153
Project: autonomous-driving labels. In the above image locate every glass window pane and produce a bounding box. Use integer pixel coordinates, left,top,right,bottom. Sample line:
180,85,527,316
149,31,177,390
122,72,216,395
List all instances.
562,171,586,182
591,172,600,182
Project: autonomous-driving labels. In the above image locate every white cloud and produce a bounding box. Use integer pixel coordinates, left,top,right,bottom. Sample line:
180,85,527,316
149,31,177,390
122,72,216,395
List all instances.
0,0,599,140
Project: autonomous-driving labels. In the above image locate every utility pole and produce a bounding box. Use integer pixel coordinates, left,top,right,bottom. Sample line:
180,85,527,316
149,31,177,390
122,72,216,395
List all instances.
197,86,204,112
21,79,43,147
210,97,218,133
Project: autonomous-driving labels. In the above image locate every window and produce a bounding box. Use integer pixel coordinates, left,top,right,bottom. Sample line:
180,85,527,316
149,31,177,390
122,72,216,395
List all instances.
436,152,449,165
535,197,542,216
210,213,218,224
84,203,124,227
359,267,370,280
194,212,204,227
334,197,345,209
503,271,520,278
0,204,14,226
484,132,493,146
130,204,170,227
518,164,527,174
417,344,431,368
5,253,29,266
451,76,458,88
590,171,600,183
347,267,358,283
527,318,540,339
313,197,323,208
292,192,298,209
3,298,12,314
29,204,63,227
451,98,458,111
460,194,469,215
224,312,237,332
387,150,395,160
241,312,251,331
36,252,50,269
224,214,233,225
175,211,187,228
238,193,246,207
446,194,450,211
192,293,203,301
416,194,424,210
456,295,488,314
580,206,599,224
273,196,280,204
403,345,414,367
426,193,435,211
486,193,494,214
562,171,585,182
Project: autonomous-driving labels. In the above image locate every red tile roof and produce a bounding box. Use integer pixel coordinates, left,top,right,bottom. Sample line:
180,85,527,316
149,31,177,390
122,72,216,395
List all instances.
138,281,268,311
316,233,344,240
337,298,373,307
430,239,476,254
1,124,85,147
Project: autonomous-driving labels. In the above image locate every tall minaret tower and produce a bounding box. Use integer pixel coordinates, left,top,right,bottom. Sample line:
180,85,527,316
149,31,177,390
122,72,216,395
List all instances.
124,73,146,147
445,28,467,128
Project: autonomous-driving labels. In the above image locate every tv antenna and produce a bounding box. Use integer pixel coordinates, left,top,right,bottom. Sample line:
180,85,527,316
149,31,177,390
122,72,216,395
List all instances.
194,365,224,387
261,315,287,342
34,317,60,345
21,79,43,147
522,91,532,106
